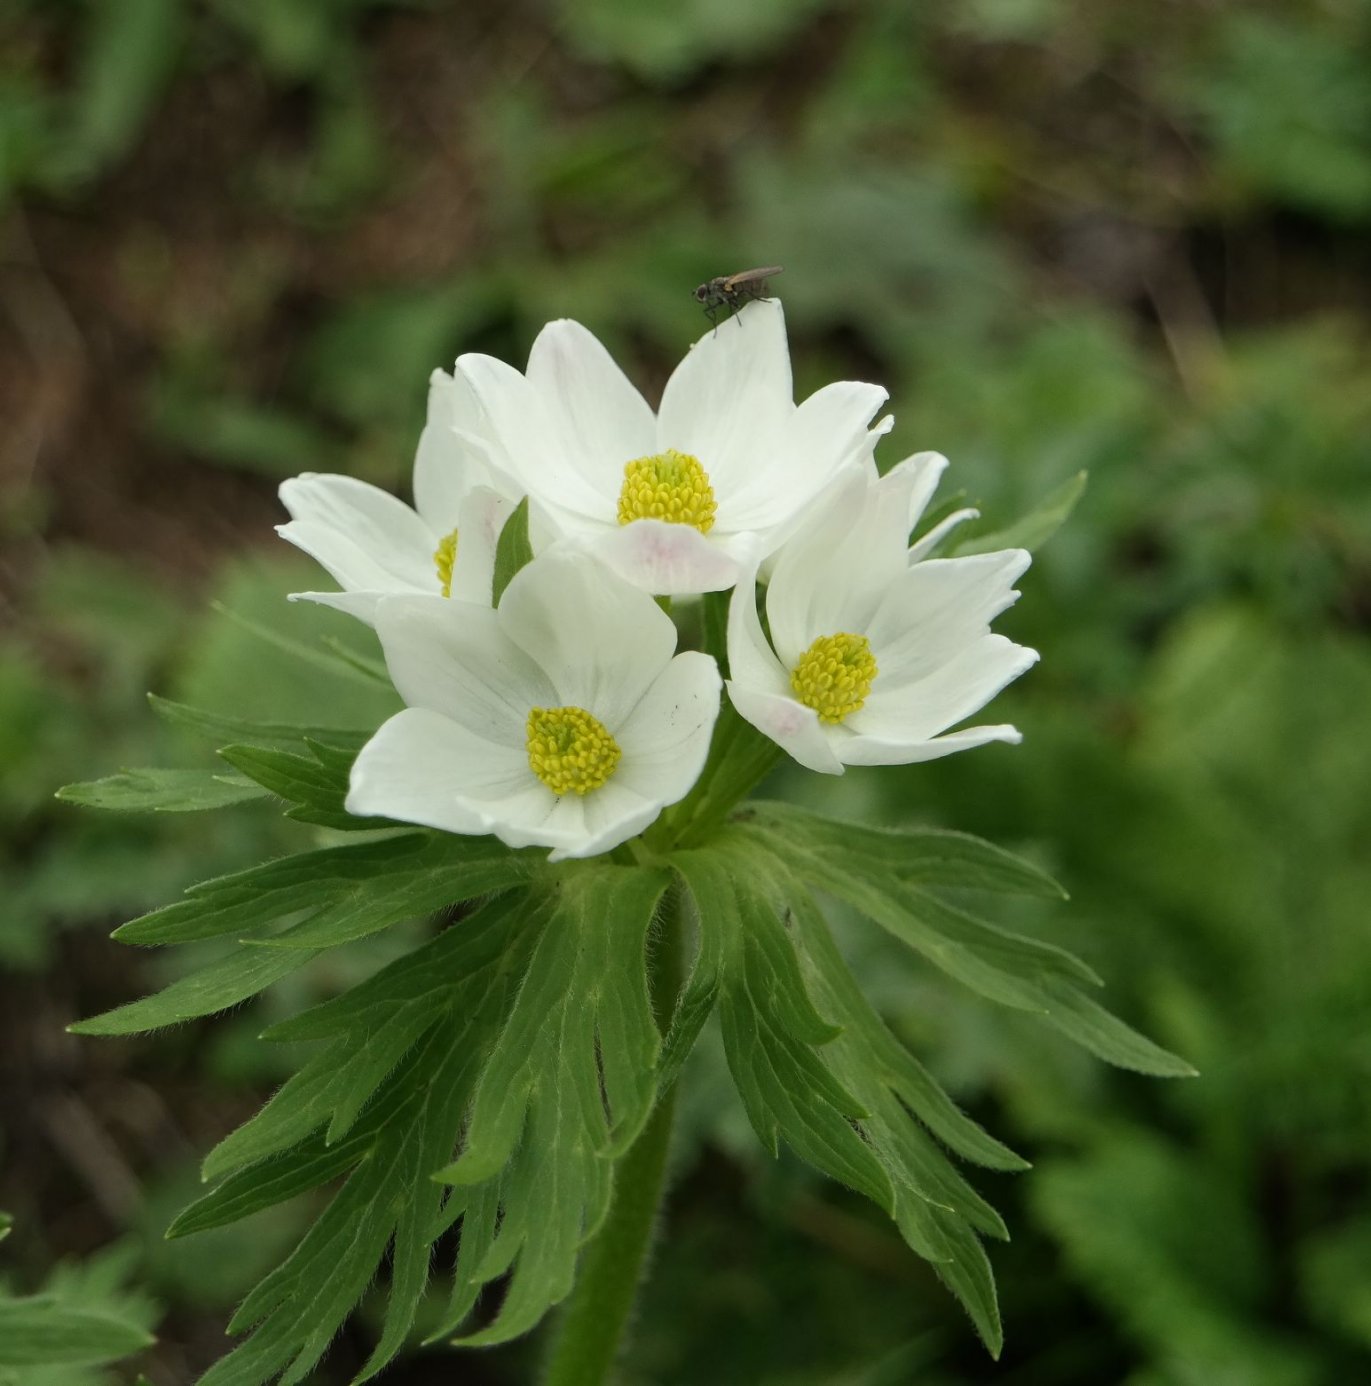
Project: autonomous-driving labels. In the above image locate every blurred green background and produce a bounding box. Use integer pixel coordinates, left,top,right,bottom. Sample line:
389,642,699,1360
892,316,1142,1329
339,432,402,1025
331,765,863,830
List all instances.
2,0,1369,1382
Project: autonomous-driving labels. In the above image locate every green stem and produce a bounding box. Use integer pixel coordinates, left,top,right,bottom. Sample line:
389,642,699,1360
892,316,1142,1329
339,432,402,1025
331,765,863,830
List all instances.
540,891,685,1386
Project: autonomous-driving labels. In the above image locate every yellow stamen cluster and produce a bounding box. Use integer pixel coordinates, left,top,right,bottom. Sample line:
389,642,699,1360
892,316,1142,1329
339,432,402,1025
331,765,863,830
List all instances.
433,529,459,598
790,632,878,724
616,449,717,533
526,705,622,796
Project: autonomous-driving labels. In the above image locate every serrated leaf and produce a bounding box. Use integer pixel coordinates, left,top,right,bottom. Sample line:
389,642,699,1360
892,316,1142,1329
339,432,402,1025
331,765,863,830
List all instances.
216,742,385,830
952,469,1088,556
491,496,533,606
55,767,268,812
0,1298,154,1367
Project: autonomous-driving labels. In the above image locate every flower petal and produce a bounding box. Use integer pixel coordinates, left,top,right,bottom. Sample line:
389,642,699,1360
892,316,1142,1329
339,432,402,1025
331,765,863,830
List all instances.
908,507,979,562
457,351,607,520
887,451,950,532
372,595,552,745
542,783,664,861
345,707,525,835
412,368,492,531
277,473,438,592
765,464,918,668
526,319,657,495
836,722,1024,768
725,680,845,775
864,549,1032,689
657,298,793,490
497,548,676,727
583,519,755,597
285,588,391,624
614,651,722,806
448,486,515,606
726,566,791,699
724,380,888,534
851,634,1039,742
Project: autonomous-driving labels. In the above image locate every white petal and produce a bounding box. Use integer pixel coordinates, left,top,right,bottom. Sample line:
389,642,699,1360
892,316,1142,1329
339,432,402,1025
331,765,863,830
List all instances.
908,507,980,562
457,351,608,520
526,320,657,494
887,451,950,532
851,635,1039,742
372,595,552,744
724,380,888,534
542,784,663,861
725,680,845,775
286,588,389,625
657,298,793,491
614,652,722,806
726,568,791,699
413,369,493,530
345,707,525,836
765,464,918,667
837,723,1025,768
447,487,515,606
864,550,1032,689
584,519,755,596
497,548,675,727
277,473,438,592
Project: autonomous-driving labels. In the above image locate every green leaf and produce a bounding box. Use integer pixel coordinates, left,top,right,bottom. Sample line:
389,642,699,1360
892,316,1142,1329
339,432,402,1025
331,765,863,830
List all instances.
148,694,370,752
748,802,1066,899
190,893,539,1386
69,934,320,1035
679,837,1011,1354
55,767,269,812
952,469,1088,556
114,831,526,949
216,741,387,830
491,496,533,606
0,1298,154,1368
208,601,389,690
749,818,1193,1077
430,867,669,1347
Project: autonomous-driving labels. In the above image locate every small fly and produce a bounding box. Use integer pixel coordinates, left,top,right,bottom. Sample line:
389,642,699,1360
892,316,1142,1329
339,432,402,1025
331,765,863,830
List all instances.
694,266,783,327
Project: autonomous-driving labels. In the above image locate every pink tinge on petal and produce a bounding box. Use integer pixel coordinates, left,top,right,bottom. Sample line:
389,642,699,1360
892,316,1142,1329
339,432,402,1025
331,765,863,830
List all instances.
725,680,845,775
589,519,747,596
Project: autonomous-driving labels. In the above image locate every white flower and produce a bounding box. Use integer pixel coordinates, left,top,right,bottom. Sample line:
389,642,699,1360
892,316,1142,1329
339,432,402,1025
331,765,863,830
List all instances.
276,368,516,624
449,299,890,597
726,456,1038,774
345,549,722,860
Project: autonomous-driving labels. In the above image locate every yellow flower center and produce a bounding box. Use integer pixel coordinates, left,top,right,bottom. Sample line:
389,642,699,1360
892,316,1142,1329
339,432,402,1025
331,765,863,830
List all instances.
433,529,459,598
616,449,717,533
790,632,878,724
526,705,622,796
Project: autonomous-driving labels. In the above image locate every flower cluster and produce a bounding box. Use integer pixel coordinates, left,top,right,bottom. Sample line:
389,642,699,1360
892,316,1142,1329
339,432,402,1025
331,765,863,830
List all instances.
279,300,1037,858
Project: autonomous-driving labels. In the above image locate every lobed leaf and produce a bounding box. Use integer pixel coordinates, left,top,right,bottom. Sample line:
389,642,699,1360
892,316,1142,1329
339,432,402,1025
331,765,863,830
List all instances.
431,863,670,1347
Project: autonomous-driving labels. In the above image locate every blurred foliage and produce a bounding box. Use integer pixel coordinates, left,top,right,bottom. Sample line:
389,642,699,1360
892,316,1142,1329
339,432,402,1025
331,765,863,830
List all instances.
2,0,1369,1381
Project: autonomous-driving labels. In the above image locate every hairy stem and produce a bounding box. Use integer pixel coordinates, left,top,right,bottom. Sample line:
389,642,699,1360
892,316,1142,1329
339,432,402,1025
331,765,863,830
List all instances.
540,890,685,1386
